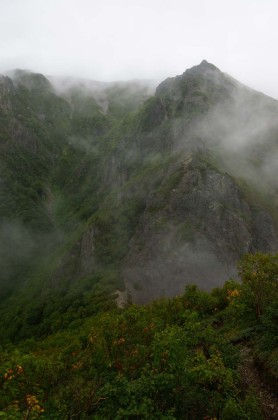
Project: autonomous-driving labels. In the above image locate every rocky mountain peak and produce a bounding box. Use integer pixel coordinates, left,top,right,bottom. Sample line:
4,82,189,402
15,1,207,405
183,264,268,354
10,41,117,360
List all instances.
154,60,234,121
1,61,278,327
201,59,218,69
187,59,220,74
157,60,220,97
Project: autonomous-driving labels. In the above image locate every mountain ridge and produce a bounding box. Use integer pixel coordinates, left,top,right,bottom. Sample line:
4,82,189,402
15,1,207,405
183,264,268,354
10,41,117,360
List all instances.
0,60,278,338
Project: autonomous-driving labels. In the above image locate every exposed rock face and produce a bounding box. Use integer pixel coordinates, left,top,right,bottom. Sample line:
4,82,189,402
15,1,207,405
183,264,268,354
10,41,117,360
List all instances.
155,60,237,121
122,153,278,303
1,61,278,311
112,61,278,302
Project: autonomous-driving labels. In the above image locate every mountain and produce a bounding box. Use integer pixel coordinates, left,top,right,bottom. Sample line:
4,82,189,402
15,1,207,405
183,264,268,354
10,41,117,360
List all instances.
121,60,278,302
0,61,278,340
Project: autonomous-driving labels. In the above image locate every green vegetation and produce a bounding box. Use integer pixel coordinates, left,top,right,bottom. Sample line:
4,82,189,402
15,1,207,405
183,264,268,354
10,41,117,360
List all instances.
0,70,160,344
1,65,278,418
0,252,277,418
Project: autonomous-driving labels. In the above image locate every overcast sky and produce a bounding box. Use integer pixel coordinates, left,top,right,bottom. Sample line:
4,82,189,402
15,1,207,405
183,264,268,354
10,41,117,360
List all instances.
1,0,278,97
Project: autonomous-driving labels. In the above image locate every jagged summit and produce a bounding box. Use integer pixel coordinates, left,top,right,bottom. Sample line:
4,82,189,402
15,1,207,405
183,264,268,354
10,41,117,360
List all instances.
155,59,229,99
186,59,220,75
200,59,211,65
153,60,237,121
192,59,219,70
1,60,278,318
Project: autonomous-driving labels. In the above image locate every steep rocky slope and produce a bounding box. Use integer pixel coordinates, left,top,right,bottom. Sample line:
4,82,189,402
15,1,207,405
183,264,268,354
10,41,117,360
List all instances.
0,61,278,338
119,61,278,301
123,153,278,302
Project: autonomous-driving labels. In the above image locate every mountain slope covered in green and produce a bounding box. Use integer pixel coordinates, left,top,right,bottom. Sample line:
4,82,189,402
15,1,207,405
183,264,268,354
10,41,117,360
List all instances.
0,61,278,339
0,61,278,418
1,253,277,418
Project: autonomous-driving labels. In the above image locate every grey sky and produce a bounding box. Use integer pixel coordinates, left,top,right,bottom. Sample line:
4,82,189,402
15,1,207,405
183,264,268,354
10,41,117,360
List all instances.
1,0,278,98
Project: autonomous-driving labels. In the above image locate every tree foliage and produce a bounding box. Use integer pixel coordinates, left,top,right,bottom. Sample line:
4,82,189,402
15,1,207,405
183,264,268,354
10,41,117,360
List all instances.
1,271,273,419
238,252,278,318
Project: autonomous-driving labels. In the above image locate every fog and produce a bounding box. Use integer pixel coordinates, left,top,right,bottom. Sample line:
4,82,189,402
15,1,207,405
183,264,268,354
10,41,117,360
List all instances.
1,31,278,303
0,217,66,299
124,234,236,304
166,67,278,194
121,62,278,301
1,0,278,98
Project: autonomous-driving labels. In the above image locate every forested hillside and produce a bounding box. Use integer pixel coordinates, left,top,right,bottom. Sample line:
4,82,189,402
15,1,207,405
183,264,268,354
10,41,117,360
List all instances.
1,253,277,418
0,61,278,418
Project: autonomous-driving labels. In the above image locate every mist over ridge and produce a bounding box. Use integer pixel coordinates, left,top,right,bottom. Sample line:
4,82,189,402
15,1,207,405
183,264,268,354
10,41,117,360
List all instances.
1,2,278,415
0,59,278,317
